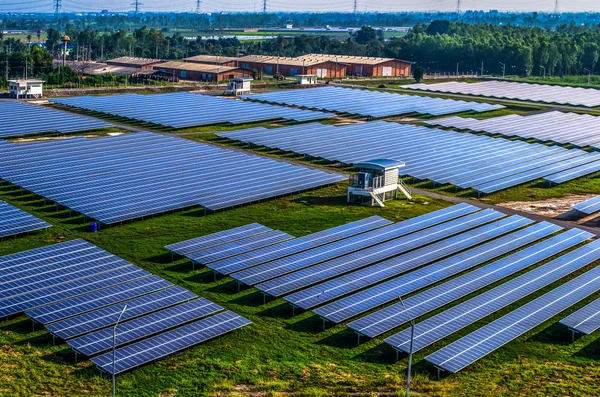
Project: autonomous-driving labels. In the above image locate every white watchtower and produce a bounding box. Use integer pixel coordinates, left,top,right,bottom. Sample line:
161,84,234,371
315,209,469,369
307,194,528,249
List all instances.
347,159,412,207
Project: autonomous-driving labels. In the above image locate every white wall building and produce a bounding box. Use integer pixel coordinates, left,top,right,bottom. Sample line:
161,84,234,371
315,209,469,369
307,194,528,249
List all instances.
9,79,44,99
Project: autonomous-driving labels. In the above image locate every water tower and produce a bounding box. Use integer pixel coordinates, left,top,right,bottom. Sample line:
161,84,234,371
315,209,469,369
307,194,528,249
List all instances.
61,36,70,66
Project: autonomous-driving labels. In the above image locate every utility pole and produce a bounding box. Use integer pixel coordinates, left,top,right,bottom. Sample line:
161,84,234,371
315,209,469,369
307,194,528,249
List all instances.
480,61,484,77
499,61,506,78
112,305,127,397
539,65,546,79
584,68,591,85
456,62,459,76
398,297,415,397
54,0,62,19
195,0,201,14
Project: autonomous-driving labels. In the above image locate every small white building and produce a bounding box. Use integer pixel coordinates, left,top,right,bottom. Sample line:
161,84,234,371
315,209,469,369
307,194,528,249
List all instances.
347,159,412,207
296,74,318,85
225,77,253,96
9,79,44,99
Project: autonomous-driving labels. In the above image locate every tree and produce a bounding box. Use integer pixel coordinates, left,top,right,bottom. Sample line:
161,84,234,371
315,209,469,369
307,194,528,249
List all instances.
413,66,425,82
353,26,378,45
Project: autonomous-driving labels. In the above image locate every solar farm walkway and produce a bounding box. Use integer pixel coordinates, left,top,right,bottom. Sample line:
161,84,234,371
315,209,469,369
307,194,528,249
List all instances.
0,132,345,225
0,200,50,238
402,80,600,107
0,239,250,375
218,121,600,194
51,91,334,128
248,85,503,118
0,101,113,138
429,111,600,149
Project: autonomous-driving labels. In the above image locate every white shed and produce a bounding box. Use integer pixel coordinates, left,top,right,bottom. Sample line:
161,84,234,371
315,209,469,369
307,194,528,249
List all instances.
9,79,44,99
225,77,253,96
347,159,412,207
296,74,318,85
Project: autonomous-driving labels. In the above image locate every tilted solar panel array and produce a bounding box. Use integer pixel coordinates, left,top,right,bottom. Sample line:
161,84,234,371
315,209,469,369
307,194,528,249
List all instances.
403,80,600,107
0,239,250,375
386,237,600,354
429,111,600,149
572,196,600,216
0,200,51,238
0,101,113,138
0,132,345,224
249,85,503,118
560,296,600,335
426,242,600,373
51,92,334,128
218,121,600,194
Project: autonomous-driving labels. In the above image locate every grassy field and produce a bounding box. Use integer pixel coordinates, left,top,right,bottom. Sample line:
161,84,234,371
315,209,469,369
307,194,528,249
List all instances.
1,175,600,397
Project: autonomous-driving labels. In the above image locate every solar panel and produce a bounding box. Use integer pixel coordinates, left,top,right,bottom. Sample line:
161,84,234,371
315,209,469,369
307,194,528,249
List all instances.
68,298,223,356
560,296,600,335
249,86,504,118
165,223,272,256
0,132,346,224
290,221,558,314
572,196,600,216
0,200,51,238
218,121,598,193
0,101,113,138
51,92,334,128
26,276,172,325
45,286,196,340
90,310,251,375
186,230,294,265
386,236,600,354
258,209,510,299
229,203,480,286
206,216,392,275
426,245,600,373
403,81,600,107
346,228,592,338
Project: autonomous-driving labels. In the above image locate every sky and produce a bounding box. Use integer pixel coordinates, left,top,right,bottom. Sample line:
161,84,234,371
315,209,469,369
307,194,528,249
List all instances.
2,0,600,14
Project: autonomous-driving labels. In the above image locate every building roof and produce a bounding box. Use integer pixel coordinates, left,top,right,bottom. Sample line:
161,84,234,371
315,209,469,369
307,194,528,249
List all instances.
53,60,153,76
354,159,405,170
106,57,163,66
9,79,44,83
298,54,413,65
184,55,239,64
237,55,339,67
155,61,241,74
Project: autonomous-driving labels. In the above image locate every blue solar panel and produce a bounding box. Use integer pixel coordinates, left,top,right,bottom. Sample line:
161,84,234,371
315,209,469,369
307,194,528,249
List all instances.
68,298,223,356
165,223,272,256
26,276,172,324
0,101,113,138
0,132,345,224
572,196,600,216
0,239,93,273
258,209,510,299
560,297,600,335
0,200,51,238
45,286,196,340
186,230,294,265
90,310,251,375
426,244,600,373
346,228,592,337
387,236,600,354
206,216,392,275
52,92,333,128
229,203,480,286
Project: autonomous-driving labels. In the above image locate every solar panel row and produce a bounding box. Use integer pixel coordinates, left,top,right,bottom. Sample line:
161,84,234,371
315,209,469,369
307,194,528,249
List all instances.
0,200,51,238
0,101,113,138
426,240,600,373
572,196,600,216
403,80,600,107
386,236,600,354
347,228,592,338
51,92,334,128
0,132,345,224
249,86,504,118
560,296,600,336
429,111,600,149
219,121,599,194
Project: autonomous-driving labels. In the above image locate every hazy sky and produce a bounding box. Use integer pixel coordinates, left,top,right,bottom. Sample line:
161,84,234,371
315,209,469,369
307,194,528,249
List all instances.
3,0,600,14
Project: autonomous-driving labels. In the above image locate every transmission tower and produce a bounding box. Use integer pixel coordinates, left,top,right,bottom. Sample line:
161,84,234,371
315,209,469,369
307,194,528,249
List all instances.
53,0,62,18
195,0,201,13
353,0,357,18
263,0,267,13
456,0,461,14
131,0,143,15
554,0,559,15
